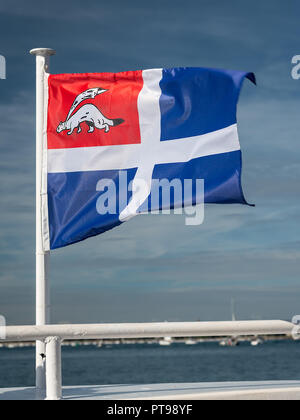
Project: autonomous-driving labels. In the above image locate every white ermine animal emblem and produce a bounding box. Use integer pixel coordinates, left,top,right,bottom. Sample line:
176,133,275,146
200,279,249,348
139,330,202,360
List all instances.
56,87,125,135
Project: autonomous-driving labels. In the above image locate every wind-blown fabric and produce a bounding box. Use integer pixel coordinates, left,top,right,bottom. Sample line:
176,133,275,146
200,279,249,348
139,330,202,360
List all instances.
43,67,255,250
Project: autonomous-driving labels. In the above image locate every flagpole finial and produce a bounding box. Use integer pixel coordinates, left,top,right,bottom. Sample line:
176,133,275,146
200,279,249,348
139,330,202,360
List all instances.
30,48,56,57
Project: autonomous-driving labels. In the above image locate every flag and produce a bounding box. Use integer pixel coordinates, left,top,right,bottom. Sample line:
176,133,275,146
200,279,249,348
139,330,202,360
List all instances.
43,67,255,250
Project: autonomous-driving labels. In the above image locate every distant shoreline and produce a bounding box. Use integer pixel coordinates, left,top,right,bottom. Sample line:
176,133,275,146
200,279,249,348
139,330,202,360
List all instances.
0,334,293,349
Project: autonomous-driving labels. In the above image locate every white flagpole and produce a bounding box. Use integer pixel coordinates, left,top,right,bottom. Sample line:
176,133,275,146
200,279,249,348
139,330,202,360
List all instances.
30,48,56,395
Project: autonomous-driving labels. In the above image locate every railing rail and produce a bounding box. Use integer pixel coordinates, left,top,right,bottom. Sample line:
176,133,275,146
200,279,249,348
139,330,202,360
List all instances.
0,320,295,400
2,320,294,342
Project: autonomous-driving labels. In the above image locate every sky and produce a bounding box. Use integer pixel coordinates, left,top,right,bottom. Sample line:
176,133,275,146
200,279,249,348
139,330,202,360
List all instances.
0,0,300,325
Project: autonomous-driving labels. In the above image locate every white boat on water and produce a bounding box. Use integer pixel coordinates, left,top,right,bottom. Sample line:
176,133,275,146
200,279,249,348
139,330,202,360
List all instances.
219,299,240,347
185,339,197,345
250,337,263,346
158,336,173,346
219,337,239,347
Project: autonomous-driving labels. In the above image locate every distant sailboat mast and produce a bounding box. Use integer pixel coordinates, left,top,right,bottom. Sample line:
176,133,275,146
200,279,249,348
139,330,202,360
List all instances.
231,298,236,322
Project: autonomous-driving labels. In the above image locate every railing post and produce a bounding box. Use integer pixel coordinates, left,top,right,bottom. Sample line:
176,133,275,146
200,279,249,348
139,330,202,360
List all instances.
45,337,62,400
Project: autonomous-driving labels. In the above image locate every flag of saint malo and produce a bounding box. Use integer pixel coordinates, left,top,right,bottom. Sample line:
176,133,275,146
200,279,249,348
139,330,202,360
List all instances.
43,67,256,250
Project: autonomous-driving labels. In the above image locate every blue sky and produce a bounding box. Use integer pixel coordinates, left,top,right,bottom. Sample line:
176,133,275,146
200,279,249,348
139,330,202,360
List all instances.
0,0,300,324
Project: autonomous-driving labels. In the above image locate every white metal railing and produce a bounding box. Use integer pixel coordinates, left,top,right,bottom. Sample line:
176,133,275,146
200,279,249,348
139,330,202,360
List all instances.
0,320,294,400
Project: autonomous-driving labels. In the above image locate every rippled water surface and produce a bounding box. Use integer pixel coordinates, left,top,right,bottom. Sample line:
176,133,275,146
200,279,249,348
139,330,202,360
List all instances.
1,340,300,387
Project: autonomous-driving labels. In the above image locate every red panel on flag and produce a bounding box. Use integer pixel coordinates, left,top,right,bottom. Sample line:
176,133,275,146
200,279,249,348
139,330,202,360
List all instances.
47,71,143,149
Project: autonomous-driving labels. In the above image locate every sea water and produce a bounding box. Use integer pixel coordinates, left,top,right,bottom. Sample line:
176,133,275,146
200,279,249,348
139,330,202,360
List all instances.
0,340,300,388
